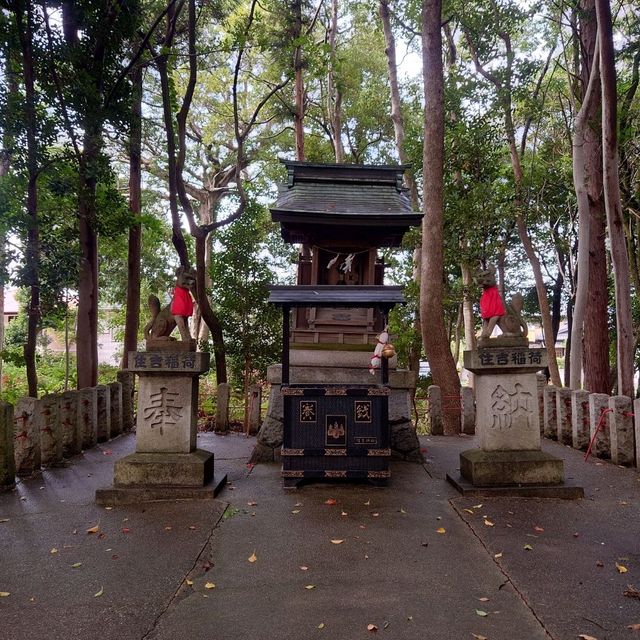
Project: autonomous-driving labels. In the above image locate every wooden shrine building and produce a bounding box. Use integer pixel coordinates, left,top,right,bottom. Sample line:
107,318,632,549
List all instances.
265,161,422,487
272,161,422,349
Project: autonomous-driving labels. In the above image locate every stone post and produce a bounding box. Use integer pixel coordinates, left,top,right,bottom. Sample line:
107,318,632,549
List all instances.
635,399,640,470
79,388,98,449
1,402,16,490
543,385,558,439
571,390,590,450
59,391,81,458
96,349,222,504
460,386,475,435
215,382,231,433
536,374,546,435
609,395,634,466
108,382,123,438
588,393,611,458
38,394,63,467
95,385,111,442
13,397,39,475
555,388,573,445
427,385,443,436
117,370,135,432
247,384,262,435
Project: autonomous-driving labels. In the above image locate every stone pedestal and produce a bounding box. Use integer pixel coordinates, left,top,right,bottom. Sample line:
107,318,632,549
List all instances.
448,347,582,499
96,350,225,505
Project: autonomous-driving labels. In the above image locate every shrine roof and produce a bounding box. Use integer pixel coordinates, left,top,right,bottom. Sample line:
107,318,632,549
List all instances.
271,161,422,247
268,285,405,309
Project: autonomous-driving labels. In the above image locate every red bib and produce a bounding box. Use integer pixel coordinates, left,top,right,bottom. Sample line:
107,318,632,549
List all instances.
171,286,194,317
480,286,505,319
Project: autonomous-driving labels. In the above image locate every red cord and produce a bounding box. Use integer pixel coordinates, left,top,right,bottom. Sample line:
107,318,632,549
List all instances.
584,408,614,462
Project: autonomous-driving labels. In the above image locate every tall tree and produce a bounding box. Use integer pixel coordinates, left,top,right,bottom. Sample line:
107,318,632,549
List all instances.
596,0,634,397
421,0,460,434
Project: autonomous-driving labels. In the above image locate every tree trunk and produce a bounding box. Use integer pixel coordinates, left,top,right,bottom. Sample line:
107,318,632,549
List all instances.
76,132,100,389
122,60,143,368
293,0,305,161
195,234,227,382
420,0,460,434
16,2,40,397
379,0,420,209
327,0,344,163
596,0,635,397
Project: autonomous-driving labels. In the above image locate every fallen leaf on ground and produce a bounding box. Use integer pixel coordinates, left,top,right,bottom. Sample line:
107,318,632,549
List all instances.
102,450,112,455
399,508,407,514
484,520,495,527
0,518,9,523
341,511,348,516
86,524,100,534
364,499,371,506
164,526,172,531
367,623,378,632
436,527,446,534
578,635,598,640
0,592,10,597
383,621,390,629
523,544,533,551
472,504,483,509
291,510,301,514
471,635,488,640
295,502,303,507
71,563,82,568
204,582,216,589
189,526,197,530
186,580,193,586
122,528,130,533
331,539,345,545
248,551,257,563
372,513,380,517
305,585,315,590
596,560,604,567
50,548,58,554
317,623,325,629
464,509,474,514
477,597,489,602
407,616,413,621
247,502,258,506
299,566,308,571
494,552,503,558
475,610,488,617
624,585,640,599
325,499,337,506
94,586,104,597
533,526,544,532
617,563,629,573
627,623,640,630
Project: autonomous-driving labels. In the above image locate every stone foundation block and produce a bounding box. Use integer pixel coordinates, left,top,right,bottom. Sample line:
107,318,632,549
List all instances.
1,402,16,489
109,382,123,438
13,397,39,475
543,385,558,439
113,449,214,487
589,393,611,458
460,448,564,487
38,394,63,467
79,388,98,449
609,395,634,466
571,390,590,450
461,386,475,435
428,385,443,435
96,385,111,442
59,391,81,457
556,388,573,445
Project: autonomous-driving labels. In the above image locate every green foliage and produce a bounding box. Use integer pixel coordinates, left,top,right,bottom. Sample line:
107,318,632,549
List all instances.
211,197,292,390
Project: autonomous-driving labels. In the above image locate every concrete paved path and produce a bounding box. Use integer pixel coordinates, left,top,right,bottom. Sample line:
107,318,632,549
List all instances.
1,431,638,640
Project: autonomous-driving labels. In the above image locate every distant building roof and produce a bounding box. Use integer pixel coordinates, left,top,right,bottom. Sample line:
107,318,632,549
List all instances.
3,288,19,315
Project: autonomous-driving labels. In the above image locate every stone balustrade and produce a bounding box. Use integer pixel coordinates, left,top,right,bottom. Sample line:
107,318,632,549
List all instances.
426,382,639,469
1,377,135,484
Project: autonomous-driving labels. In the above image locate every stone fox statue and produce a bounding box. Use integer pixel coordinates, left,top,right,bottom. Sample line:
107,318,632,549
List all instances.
477,265,527,342
144,267,197,342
